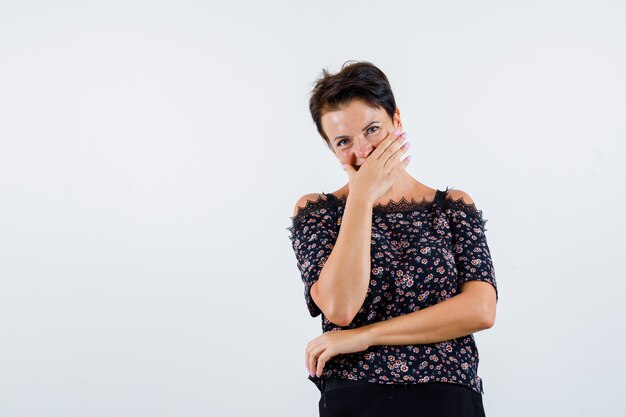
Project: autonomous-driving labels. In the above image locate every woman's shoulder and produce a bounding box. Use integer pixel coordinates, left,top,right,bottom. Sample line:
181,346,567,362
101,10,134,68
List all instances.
443,187,488,229
444,188,475,206
292,193,331,217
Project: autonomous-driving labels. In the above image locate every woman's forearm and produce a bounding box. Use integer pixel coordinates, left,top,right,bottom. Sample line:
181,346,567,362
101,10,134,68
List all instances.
360,291,491,346
313,193,373,326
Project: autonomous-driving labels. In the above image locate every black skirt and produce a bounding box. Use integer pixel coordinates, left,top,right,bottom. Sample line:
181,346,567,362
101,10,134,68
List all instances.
319,378,486,417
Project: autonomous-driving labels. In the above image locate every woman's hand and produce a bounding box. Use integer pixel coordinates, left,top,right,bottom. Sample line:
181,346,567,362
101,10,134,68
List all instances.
342,129,411,206
305,327,371,378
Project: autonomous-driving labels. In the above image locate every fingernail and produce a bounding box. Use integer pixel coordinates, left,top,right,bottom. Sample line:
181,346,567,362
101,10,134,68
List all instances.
393,129,401,136
341,163,346,170
401,132,407,138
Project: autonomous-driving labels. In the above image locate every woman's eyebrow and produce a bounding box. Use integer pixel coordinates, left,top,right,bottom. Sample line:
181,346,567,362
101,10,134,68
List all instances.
334,121,380,142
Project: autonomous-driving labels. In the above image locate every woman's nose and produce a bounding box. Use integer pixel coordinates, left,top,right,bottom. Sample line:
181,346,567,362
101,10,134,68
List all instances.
354,137,372,158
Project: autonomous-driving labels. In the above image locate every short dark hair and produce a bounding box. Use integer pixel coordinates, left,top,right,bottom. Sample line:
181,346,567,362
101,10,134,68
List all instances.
309,60,397,151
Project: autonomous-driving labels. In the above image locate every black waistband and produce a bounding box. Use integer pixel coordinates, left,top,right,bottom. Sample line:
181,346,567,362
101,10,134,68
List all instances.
322,378,482,396
323,378,372,392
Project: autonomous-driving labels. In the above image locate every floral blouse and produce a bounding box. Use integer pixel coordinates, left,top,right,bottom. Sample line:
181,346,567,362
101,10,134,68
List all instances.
286,187,499,395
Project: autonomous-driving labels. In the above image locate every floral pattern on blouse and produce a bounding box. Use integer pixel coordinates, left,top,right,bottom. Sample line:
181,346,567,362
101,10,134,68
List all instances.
286,187,498,395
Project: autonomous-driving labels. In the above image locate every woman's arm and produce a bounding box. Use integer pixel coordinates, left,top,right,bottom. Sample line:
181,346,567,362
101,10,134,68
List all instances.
305,282,495,378
360,282,494,346
305,192,374,327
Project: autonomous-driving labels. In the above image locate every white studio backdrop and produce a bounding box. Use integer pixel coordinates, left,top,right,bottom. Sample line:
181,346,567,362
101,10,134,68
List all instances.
1,1,624,416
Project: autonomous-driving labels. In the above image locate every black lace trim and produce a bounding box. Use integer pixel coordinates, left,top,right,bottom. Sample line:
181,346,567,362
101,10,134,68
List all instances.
285,188,489,238
326,192,438,214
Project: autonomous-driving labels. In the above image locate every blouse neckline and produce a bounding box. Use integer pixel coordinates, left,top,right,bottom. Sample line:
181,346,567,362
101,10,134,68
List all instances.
324,189,445,215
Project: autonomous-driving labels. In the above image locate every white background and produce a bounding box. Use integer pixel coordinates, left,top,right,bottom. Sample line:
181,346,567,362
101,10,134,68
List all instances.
1,1,625,416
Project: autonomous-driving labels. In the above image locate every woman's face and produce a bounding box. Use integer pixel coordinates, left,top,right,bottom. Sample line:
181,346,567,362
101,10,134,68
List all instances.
321,98,402,170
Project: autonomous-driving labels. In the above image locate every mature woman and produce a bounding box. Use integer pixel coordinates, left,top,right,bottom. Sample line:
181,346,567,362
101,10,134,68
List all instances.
287,60,499,417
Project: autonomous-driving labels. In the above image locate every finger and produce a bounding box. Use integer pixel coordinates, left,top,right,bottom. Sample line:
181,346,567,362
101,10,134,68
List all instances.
306,340,319,376
306,337,324,376
316,353,327,378
382,132,408,171
305,347,310,375
390,154,412,176
371,129,404,160
308,346,319,377
386,138,410,171
343,163,356,180
393,154,411,175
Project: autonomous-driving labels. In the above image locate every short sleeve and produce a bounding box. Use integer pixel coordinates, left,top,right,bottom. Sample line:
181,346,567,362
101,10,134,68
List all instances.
287,196,339,317
446,199,499,303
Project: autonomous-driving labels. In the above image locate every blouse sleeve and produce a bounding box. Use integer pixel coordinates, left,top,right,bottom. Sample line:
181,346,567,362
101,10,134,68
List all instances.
446,199,499,303
287,197,339,317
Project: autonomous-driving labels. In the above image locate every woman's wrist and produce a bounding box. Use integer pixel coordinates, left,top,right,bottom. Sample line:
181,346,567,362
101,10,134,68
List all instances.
357,324,376,348
346,191,375,209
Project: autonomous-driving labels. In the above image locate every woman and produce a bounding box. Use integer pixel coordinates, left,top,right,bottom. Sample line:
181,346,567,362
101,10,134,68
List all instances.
287,60,498,417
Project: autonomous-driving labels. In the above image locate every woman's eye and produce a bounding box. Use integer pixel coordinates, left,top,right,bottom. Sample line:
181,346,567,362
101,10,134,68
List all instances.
337,127,378,147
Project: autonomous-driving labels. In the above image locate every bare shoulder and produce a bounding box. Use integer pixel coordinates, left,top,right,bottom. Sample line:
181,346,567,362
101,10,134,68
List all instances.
293,193,326,217
445,188,475,205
